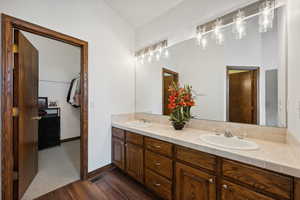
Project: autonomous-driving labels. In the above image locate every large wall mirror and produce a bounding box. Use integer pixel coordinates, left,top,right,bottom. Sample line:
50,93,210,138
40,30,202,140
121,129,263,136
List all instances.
135,5,287,128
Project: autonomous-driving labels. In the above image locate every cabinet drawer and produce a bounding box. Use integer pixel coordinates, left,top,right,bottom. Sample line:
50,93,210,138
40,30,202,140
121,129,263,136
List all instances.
145,150,173,179
145,137,173,157
175,145,217,171
222,159,292,199
126,131,143,145
145,169,172,200
221,180,276,200
112,127,125,140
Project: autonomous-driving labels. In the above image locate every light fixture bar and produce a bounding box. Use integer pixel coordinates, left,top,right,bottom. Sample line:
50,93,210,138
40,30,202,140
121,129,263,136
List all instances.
196,0,277,36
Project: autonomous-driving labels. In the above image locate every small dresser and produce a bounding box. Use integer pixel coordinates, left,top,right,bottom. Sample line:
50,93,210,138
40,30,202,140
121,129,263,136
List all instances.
38,108,61,150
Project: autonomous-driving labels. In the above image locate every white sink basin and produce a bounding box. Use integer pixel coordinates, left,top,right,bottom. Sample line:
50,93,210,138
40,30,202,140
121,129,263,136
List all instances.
199,134,259,150
125,120,152,128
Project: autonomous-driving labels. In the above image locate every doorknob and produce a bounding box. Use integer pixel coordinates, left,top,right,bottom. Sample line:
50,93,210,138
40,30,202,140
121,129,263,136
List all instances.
31,116,42,120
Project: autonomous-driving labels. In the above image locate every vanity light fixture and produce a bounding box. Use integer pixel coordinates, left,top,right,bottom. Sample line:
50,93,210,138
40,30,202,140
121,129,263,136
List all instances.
135,40,168,64
233,10,247,39
259,0,275,33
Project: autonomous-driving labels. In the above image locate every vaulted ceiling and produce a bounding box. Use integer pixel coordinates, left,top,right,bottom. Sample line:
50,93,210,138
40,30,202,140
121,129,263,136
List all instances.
104,0,186,28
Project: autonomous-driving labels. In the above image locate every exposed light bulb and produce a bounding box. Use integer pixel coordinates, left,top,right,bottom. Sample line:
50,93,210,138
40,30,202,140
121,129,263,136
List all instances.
164,48,169,58
200,37,208,50
149,50,154,57
212,19,224,45
158,46,163,54
259,0,275,33
156,52,161,61
197,32,203,43
233,10,246,40
148,55,152,62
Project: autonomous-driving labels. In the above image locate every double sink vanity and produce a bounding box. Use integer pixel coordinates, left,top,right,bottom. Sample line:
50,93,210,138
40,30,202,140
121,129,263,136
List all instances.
111,115,300,200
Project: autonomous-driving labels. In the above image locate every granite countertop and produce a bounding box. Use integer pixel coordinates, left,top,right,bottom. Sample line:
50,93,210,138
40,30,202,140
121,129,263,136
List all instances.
112,120,300,178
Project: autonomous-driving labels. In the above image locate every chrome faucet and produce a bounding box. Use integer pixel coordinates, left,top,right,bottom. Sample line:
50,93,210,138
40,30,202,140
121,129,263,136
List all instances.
224,130,234,138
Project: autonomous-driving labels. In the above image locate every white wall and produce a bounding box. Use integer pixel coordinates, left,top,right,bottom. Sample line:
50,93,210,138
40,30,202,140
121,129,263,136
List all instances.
0,0,135,174
287,0,300,141
136,12,286,127
24,32,81,140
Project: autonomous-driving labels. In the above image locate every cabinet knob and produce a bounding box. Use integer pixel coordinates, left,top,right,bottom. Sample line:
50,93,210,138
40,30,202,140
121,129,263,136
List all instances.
209,178,214,183
222,184,228,189
154,183,161,187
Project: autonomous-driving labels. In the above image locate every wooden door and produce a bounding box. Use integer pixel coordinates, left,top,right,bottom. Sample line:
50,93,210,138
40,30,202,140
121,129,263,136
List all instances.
14,30,39,199
229,70,258,124
175,162,216,200
221,180,275,200
112,138,125,170
126,143,144,183
163,68,178,115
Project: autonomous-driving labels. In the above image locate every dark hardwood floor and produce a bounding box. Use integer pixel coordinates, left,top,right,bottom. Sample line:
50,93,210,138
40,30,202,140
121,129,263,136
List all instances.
36,169,160,200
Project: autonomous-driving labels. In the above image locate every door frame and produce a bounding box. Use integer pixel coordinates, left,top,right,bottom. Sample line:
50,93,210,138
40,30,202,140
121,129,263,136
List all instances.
226,66,260,124
162,68,179,115
1,14,89,199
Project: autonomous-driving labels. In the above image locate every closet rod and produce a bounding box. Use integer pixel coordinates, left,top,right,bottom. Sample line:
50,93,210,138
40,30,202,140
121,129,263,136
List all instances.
39,79,71,84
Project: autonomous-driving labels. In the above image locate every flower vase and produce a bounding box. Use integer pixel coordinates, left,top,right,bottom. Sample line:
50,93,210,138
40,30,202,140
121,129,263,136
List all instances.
172,122,185,130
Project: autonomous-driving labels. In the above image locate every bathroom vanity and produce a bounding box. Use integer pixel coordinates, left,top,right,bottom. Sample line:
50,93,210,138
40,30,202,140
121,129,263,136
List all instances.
111,125,299,200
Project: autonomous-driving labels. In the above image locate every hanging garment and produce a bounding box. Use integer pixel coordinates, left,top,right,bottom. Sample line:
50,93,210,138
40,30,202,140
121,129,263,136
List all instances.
67,77,80,107
67,79,75,102
72,78,81,107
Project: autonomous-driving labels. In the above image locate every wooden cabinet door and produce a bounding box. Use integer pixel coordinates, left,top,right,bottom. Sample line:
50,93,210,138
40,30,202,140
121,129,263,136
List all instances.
175,162,216,200
221,180,275,200
126,143,144,183
112,138,125,170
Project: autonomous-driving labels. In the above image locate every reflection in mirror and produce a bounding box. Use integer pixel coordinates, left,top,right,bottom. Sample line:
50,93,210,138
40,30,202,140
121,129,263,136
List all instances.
135,6,287,128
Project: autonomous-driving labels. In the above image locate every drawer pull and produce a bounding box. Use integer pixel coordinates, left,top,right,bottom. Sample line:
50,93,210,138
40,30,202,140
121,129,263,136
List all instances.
222,184,228,190
154,183,161,187
153,145,161,149
155,162,161,166
209,178,214,183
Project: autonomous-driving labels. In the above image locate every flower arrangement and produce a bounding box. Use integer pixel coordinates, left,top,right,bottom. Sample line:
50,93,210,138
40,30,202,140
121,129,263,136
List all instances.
168,82,195,130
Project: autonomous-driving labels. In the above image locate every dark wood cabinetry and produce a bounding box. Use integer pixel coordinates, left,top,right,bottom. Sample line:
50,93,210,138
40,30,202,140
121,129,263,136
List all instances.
125,143,144,183
145,150,173,179
175,145,217,171
295,178,300,200
112,137,125,170
223,159,292,199
111,127,298,200
221,180,275,200
175,162,216,200
145,169,172,200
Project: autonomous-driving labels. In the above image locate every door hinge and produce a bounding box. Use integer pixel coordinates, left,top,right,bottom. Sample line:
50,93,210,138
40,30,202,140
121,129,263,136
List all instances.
13,44,18,53
13,171,18,181
12,107,19,117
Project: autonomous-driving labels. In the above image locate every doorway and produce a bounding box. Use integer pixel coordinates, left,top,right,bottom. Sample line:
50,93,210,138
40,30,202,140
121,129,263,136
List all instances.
2,14,88,200
162,68,179,115
226,66,259,125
